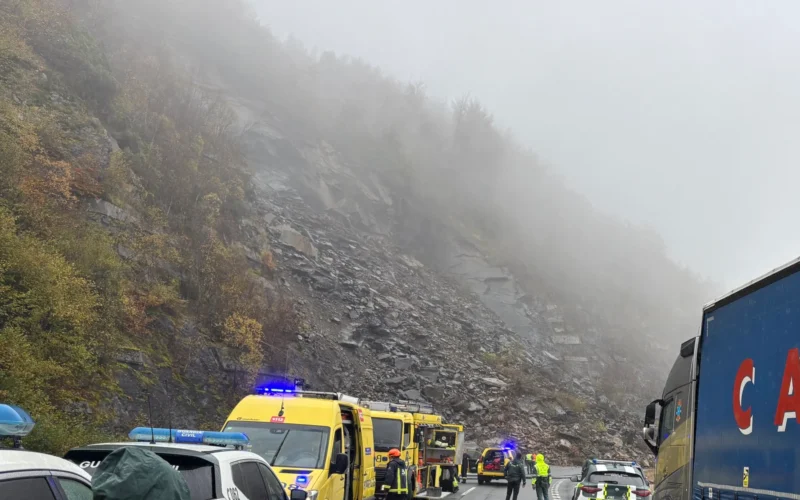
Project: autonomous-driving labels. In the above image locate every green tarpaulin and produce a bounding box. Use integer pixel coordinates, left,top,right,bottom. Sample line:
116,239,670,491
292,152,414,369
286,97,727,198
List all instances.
92,446,191,500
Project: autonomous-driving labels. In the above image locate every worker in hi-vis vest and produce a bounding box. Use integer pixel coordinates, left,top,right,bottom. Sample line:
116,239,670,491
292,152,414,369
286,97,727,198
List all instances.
525,453,535,475
532,454,551,500
382,449,409,500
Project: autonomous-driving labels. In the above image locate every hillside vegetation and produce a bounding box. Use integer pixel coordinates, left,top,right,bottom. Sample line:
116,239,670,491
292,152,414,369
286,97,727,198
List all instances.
0,0,714,457
0,0,297,452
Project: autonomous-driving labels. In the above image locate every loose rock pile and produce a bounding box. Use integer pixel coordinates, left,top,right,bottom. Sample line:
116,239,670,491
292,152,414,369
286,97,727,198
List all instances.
235,164,652,465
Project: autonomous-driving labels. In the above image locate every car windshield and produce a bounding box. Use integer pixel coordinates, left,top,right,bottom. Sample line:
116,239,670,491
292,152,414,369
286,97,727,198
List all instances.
588,472,646,487
372,418,402,452
224,421,330,469
64,449,215,500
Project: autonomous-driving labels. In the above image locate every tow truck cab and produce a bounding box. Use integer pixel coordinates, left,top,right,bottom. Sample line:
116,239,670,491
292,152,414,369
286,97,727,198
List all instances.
224,387,376,500
477,447,515,484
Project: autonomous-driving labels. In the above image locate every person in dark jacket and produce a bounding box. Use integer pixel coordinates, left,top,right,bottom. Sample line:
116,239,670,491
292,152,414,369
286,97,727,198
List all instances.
92,446,190,500
382,448,409,500
504,455,526,500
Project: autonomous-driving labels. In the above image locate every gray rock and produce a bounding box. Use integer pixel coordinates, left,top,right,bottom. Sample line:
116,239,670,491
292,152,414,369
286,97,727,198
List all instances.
116,349,145,366
87,198,138,223
401,389,424,401
394,357,414,370
277,225,318,258
423,386,445,401
116,244,136,260
481,377,508,389
419,368,439,383
313,275,336,291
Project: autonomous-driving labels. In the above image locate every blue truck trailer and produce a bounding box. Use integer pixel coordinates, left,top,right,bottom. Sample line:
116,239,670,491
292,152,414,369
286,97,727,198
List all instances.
643,257,800,500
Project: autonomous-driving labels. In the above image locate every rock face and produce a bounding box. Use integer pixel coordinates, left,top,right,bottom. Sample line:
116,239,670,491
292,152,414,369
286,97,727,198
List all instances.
222,110,659,465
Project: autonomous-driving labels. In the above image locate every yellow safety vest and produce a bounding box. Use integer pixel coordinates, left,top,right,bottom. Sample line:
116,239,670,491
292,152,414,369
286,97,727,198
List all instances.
535,461,550,477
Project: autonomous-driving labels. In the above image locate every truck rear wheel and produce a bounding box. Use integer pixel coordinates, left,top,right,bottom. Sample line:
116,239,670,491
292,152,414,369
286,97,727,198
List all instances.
477,475,486,485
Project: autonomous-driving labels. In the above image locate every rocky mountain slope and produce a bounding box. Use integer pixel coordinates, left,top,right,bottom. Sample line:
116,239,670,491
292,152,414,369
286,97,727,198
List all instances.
0,0,716,465
202,101,658,464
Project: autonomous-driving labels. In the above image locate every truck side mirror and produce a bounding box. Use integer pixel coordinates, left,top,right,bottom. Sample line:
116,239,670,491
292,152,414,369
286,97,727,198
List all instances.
332,453,350,475
644,400,660,426
416,431,425,444
642,424,659,456
290,490,309,500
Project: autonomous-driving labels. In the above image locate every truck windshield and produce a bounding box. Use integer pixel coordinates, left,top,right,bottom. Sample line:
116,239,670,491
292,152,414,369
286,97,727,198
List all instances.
372,418,402,451
223,421,330,469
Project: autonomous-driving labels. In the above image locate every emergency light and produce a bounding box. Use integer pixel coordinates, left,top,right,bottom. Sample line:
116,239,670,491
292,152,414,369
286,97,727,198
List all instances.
257,386,297,395
0,404,35,438
501,440,516,451
128,427,250,448
296,476,309,485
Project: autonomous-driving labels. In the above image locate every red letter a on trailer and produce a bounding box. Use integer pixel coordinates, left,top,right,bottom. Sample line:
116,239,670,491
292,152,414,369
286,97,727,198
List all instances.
775,348,800,432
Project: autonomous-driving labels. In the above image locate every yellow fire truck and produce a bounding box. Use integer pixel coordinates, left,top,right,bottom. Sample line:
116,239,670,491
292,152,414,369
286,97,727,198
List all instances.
224,385,377,500
362,400,465,500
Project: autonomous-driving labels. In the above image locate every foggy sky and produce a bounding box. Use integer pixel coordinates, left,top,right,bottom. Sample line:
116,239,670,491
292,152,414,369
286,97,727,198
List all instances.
253,0,800,288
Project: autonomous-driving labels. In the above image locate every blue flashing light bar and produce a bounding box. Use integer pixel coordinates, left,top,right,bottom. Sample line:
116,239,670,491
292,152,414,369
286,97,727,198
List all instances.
128,427,250,447
501,440,516,451
0,404,35,438
256,386,297,395
296,476,309,485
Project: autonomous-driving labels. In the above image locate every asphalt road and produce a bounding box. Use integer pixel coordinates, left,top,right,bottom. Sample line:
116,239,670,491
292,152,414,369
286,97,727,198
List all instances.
454,467,580,500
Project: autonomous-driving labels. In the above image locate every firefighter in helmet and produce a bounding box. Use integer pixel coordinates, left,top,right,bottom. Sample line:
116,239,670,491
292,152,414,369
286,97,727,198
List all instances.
382,448,409,500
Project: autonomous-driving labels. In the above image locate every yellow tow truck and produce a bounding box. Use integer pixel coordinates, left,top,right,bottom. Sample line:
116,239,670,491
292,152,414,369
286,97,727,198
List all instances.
362,400,465,500
224,383,377,500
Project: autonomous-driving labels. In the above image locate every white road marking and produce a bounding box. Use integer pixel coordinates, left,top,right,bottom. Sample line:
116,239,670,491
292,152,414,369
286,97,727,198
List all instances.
551,479,565,500
461,487,477,497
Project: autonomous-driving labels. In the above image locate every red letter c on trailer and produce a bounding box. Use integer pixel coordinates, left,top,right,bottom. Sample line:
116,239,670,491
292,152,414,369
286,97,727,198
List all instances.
775,348,800,432
733,358,755,435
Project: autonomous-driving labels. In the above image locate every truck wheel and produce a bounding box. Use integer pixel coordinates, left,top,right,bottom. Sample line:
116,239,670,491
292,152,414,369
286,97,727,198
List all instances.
478,476,485,485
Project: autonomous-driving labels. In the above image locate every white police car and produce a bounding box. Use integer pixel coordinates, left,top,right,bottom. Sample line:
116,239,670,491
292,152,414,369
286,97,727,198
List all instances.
0,403,93,500
570,459,650,500
65,427,308,500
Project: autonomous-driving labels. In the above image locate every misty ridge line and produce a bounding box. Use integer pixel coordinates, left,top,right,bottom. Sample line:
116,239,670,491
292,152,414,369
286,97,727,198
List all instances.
86,0,715,351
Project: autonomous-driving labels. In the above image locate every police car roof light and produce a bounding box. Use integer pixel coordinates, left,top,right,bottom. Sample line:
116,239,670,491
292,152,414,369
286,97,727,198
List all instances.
128,427,250,447
0,404,36,438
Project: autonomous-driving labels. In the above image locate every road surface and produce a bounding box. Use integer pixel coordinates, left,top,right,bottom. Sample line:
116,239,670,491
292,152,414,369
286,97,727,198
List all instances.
452,467,580,500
